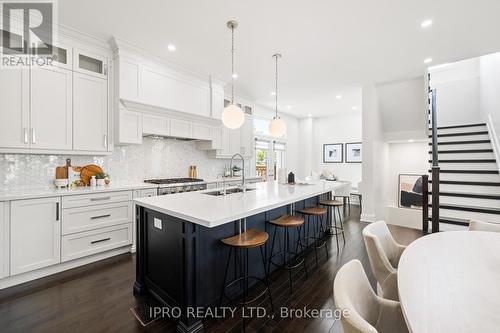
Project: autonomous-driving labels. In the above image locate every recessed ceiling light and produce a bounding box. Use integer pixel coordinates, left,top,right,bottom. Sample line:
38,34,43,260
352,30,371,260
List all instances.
420,19,433,28
336,95,342,99
408,139,415,143
232,73,238,79
167,43,176,52
270,91,276,96
287,105,292,109
308,114,312,117
352,106,357,110
424,58,433,64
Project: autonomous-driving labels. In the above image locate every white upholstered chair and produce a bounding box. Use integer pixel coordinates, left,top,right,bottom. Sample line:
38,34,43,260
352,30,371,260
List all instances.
334,259,409,333
362,221,406,301
469,220,500,233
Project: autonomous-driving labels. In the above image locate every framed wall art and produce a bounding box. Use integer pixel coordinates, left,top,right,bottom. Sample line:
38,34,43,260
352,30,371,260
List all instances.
323,143,343,163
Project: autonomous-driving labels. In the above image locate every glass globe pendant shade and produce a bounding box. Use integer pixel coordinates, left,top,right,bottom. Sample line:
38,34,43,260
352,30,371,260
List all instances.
222,103,245,129
269,116,287,137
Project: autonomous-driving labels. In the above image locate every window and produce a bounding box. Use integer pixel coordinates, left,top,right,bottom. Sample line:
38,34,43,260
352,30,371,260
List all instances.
255,139,270,181
273,142,286,181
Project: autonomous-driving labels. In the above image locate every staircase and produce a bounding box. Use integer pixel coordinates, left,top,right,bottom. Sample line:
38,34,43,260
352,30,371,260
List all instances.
427,122,500,229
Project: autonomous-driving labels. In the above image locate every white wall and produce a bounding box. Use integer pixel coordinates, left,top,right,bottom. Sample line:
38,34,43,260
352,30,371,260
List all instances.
297,117,313,179
312,112,362,184
376,76,428,141
386,142,429,229
430,58,483,126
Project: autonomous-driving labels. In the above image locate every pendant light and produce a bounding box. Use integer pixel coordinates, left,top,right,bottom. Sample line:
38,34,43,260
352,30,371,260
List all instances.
269,53,287,137
221,20,245,129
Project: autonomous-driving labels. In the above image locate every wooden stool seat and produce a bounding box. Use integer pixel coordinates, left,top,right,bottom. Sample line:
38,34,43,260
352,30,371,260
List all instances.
269,214,304,228
221,229,269,248
296,206,327,216
319,199,344,207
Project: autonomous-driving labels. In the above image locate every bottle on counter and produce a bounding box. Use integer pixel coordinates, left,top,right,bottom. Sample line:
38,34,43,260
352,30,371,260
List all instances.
90,175,97,187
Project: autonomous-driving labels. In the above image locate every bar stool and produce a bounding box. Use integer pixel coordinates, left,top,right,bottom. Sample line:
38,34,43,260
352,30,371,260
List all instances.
320,199,346,252
296,206,329,268
267,214,308,294
219,228,274,315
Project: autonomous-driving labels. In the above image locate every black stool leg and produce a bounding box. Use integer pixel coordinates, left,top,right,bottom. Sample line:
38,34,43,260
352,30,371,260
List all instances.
259,245,274,313
219,247,233,307
312,215,319,268
267,225,278,275
295,225,308,279
285,227,293,294
320,214,329,259
337,206,346,243
333,208,340,253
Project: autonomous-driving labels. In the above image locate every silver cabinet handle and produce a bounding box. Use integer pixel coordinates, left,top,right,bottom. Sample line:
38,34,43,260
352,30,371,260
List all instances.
91,237,110,244
90,197,111,201
31,128,36,144
103,134,107,148
91,214,111,220
23,128,28,144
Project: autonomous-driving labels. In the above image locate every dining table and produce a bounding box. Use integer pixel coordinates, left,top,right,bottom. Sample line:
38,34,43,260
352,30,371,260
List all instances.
398,230,500,333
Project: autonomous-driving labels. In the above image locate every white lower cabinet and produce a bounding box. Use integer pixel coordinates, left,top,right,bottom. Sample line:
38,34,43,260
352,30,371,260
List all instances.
0,202,8,279
61,223,132,262
10,197,61,275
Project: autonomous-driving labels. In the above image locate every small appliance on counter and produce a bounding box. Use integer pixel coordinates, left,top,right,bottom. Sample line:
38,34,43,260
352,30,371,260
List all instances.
288,172,295,184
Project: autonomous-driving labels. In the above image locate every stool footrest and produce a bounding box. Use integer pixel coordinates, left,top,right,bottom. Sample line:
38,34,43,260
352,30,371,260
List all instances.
222,276,270,305
269,251,305,270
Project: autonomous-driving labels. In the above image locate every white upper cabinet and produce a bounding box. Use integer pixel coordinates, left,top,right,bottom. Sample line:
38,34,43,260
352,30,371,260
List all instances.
46,42,73,70
0,68,29,149
74,48,108,79
143,114,170,136
192,123,211,140
210,82,224,120
10,197,61,275
30,66,73,150
117,108,142,145
240,115,254,157
73,72,108,151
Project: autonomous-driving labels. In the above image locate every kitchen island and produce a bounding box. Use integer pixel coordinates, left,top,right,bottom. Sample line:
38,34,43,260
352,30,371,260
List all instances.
133,180,348,332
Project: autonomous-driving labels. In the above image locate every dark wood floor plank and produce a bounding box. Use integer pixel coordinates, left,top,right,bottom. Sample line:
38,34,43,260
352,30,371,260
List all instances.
0,206,420,333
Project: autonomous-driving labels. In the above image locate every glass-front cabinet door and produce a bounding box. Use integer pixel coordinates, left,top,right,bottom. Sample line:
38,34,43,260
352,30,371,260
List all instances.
74,49,108,79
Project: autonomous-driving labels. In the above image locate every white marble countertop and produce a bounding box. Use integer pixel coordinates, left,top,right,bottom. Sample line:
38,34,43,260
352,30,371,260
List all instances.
135,180,348,228
0,182,158,201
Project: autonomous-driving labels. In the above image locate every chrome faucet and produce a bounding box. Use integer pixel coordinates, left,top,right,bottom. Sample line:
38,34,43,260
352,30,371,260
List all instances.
216,173,227,196
230,153,246,193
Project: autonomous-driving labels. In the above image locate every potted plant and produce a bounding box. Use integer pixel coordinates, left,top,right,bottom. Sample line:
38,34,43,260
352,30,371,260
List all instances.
95,172,109,186
232,166,242,177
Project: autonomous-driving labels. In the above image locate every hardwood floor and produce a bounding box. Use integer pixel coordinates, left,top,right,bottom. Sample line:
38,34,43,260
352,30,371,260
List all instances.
0,206,421,333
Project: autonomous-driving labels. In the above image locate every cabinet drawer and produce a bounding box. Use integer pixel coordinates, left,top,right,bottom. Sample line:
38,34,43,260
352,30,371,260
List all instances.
133,189,157,199
61,223,132,262
62,202,132,235
62,191,132,208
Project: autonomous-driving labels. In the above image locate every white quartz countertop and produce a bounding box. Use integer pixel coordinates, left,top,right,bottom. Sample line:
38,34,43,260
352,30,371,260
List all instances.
0,182,158,201
135,180,349,228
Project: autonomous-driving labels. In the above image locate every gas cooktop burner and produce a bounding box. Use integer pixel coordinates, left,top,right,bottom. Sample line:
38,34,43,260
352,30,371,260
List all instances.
144,178,205,185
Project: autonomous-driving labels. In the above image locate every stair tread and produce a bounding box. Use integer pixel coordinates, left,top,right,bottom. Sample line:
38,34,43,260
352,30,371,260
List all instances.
429,123,487,130
428,149,493,154
429,203,500,214
429,140,491,145
428,169,499,174
429,191,500,200
428,159,496,163
427,216,470,226
428,179,500,186
428,131,488,138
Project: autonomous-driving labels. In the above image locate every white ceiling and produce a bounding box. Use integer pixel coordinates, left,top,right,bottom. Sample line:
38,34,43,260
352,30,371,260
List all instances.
57,0,500,117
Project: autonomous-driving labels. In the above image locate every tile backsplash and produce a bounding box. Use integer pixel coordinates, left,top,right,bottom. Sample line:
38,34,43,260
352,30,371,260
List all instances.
0,137,240,189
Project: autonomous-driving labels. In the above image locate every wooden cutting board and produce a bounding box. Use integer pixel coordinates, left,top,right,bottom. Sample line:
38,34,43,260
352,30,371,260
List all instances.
55,166,68,179
80,164,103,185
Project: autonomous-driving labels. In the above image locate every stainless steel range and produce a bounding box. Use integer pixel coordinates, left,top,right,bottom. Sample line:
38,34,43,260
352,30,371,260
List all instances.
144,178,207,195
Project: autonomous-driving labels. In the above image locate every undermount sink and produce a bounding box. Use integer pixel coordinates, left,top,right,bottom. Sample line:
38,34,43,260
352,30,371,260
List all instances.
203,187,256,196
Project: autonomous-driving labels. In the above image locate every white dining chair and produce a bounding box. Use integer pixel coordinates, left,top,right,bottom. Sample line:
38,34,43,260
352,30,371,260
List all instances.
350,181,362,214
334,182,352,215
469,220,500,233
362,221,406,301
334,259,409,333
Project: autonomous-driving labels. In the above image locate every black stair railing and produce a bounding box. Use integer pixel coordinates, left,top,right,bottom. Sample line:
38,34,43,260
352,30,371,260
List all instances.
423,89,440,233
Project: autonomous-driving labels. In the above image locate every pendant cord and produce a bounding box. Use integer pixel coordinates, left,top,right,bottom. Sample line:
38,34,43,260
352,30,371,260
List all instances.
231,25,235,105
274,55,278,118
